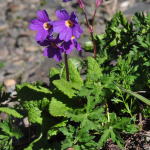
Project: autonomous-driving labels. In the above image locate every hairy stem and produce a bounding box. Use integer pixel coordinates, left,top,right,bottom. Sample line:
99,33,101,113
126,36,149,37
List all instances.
90,33,97,60
92,7,97,27
65,51,69,82
83,9,97,60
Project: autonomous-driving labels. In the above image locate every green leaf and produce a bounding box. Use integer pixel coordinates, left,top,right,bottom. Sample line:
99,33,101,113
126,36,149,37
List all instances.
47,119,67,138
28,107,42,124
110,130,116,143
66,96,104,129
69,57,85,74
0,107,23,118
62,60,83,84
53,78,82,98
83,41,93,52
98,129,110,148
12,127,23,139
49,67,60,91
114,82,150,105
49,97,71,117
85,57,102,85
110,27,121,33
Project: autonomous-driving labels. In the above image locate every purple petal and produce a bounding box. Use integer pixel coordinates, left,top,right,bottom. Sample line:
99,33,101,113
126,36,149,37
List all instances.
38,39,50,46
54,50,62,62
29,24,42,31
30,19,43,25
43,10,50,22
55,35,64,44
70,12,78,24
37,10,49,22
63,0,71,2
53,20,66,33
35,29,48,42
74,41,82,51
56,9,70,20
47,46,55,58
62,40,74,54
72,24,83,39
43,47,48,57
59,28,72,42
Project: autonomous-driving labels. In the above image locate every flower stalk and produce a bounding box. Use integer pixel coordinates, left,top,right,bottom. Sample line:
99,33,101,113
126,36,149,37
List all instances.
65,52,70,82
83,4,97,60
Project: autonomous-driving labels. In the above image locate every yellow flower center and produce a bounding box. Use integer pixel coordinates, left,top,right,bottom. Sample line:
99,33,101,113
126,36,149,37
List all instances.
71,35,75,39
51,42,57,48
65,20,73,27
43,22,50,30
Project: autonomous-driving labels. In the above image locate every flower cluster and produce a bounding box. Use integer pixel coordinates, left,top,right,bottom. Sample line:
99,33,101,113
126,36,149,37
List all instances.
29,9,83,62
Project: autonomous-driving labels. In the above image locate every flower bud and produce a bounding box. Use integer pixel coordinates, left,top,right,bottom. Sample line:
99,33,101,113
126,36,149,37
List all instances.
96,0,102,7
77,0,84,10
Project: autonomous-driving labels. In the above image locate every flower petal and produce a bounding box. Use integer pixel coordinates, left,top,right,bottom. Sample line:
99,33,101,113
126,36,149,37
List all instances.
43,10,50,22
59,28,72,42
30,19,43,25
47,46,55,58
62,40,74,54
56,9,70,20
37,10,49,22
74,41,82,51
43,47,48,57
53,20,66,33
72,24,83,39
54,49,62,62
70,12,78,24
35,29,48,42
38,39,50,46
29,24,42,31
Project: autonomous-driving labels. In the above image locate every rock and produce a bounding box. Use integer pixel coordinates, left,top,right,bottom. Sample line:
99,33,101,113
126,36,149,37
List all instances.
4,79,16,87
0,47,9,60
25,45,39,52
13,60,24,66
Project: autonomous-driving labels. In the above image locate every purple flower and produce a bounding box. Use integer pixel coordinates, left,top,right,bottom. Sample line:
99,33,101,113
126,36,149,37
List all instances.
61,36,82,54
38,36,64,62
29,10,53,42
63,0,71,2
53,10,83,42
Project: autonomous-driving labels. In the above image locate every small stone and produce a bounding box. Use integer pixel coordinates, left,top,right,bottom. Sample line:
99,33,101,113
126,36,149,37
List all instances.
4,79,16,87
25,45,39,52
13,60,24,66
28,55,35,62
0,47,9,59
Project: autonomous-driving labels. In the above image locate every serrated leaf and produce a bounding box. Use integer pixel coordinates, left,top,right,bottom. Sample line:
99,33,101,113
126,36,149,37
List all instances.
28,107,42,124
110,130,116,143
0,107,23,118
62,60,83,84
49,97,71,117
69,57,85,74
53,78,82,98
47,120,67,138
98,129,110,148
86,57,102,85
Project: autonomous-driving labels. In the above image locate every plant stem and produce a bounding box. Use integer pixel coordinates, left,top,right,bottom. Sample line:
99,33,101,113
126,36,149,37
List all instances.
65,51,69,82
90,33,97,60
83,9,97,60
92,7,97,28
105,98,110,122
28,121,31,142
